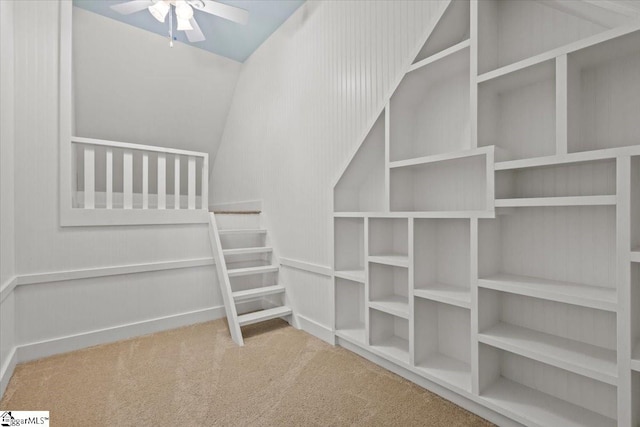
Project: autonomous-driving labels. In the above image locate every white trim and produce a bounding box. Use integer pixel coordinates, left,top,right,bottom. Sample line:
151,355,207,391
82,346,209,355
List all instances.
209,199,262,212
16,306,225,363
61,206,209,227
295,314,334,345
72,136,208,159
16,258,215,287
0,347,17,398
279,257,333,277
0,276,17,304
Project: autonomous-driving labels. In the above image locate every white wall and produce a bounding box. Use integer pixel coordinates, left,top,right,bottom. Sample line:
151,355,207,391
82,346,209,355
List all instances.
0,0,16,396
211,1,448,330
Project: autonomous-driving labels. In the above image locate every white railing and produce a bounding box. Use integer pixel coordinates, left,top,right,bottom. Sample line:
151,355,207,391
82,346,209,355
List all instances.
64,136,209,226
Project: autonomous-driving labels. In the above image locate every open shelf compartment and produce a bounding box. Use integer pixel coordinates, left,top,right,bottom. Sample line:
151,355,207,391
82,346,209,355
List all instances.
369,263,408,319
632,157,640,252
369,308,409,365
335,277,366,345
633,371,640,427
568,30,640,154
414,298,471,392
632,264,640,372
413,219,470,308
478,345,617,427
478,59,555,162
334,217,365,282
412,0,469,65
391,44,470,161
368,218,408,264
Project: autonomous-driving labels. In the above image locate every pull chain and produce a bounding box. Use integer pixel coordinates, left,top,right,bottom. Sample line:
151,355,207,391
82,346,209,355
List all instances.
169,5,174,48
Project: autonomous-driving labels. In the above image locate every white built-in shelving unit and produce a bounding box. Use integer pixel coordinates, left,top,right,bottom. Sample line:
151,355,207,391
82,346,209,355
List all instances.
332,1,640,425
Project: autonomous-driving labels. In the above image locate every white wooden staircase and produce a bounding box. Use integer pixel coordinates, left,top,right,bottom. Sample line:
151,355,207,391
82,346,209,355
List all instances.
208,211,292,346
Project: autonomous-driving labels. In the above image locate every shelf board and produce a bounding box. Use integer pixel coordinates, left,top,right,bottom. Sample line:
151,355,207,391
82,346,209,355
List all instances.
335,327,366,345
389,146,492,169
415,353,471,392
632,342,640,373
414,283,470,309
478,273,617,312
334,269,365,283
479,323,617,385
407,39,470,74
371,335,409,365
335,211,495,219
630,249,640,263
481,378,616,427
495,195,616,208
369,296,410,319
368,255,409,268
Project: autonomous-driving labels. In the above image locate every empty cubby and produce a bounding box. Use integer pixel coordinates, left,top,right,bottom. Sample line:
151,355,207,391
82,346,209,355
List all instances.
479,206,616,297
368,218,408,258
414,298,471,392
335,278,366,344
633,372,640,427
413,219,470,308
369,308,409,364
334,217,365,279
478,288,617,385
390,154,486,212
495,159,616,200
632,264,640,368
412,0,469,64
568,30,640,153
631,157,640,251
391,46,470,161
478,345,617,426
369,263,408,318
477,0,609,75
478,60,556,162
334,112,385,212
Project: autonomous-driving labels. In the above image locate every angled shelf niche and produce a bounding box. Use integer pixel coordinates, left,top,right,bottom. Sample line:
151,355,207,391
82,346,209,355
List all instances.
334,112,385,212
390,151,488,212
368,218,408,264
413,219,470,308
568,30,640,154
477,0,611,75
391,46,470,161
334,217,365,282
335,277,365,345
478,206,617,310
369,307,409,365
478,288,617,385
495,158,616,204
369,263,408,319
478,59,555,162
412,0,469,65
478,345,617,427
414,299,471,392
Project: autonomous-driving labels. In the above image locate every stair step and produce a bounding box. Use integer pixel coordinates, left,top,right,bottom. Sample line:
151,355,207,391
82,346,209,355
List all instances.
223,247,273,256
227,265,279,277
237,306,292,326
218,228,267,235
232,285,286,301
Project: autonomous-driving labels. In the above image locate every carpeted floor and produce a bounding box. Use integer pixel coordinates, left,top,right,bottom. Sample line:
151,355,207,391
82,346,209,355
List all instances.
0,319,492,426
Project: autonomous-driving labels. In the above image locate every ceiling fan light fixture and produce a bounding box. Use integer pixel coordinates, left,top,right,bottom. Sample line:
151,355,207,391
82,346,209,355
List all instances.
175,1,194,20
148,0,170,22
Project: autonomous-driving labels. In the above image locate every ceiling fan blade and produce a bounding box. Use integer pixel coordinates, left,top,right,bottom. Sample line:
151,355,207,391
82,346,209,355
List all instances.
196,0,249,25
185,17,206,42
110,0,155,15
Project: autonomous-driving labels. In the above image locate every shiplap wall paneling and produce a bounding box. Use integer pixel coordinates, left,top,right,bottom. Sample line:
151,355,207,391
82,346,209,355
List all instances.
476,0,608,76
334,112,386,213
414,298,471,393
567,30,640,154
478,60,556,162
413,219,470,308
477,344,617,427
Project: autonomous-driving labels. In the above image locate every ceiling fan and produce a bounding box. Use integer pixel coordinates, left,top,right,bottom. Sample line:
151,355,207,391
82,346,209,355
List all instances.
111,0,249,43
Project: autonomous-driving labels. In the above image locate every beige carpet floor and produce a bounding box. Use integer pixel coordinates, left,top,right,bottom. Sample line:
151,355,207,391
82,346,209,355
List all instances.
1,319,492,426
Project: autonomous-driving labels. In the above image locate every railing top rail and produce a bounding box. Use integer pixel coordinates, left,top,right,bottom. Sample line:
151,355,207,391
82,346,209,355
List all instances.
71,136,208,159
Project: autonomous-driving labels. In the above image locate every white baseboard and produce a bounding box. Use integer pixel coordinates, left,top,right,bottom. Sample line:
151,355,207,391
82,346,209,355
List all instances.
295,314,334,345
0,347,17,398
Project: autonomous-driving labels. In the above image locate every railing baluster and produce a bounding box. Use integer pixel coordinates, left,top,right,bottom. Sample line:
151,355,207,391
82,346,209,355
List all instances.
174,156,180,210
123,150,133,209
142,153,149,209
188,156,196,210
157,153,166,209
84,146,95,209
201,156,208,211
106,148,113,209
